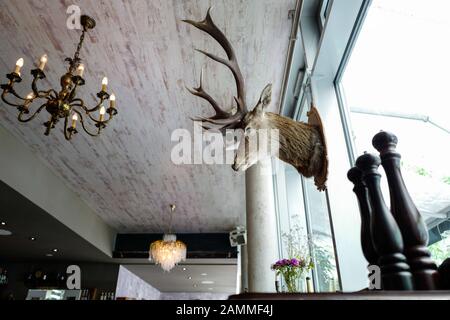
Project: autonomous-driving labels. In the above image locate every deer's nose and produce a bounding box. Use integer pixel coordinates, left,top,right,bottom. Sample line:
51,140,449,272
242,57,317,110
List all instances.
231,163,238,171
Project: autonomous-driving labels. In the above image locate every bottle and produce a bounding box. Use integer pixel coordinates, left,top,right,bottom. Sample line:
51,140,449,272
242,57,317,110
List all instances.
306,277,314,293
329,277,336,292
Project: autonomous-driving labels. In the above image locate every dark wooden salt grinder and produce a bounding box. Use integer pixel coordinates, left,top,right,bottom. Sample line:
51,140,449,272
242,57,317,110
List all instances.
356,152,413,290
372,131,439,290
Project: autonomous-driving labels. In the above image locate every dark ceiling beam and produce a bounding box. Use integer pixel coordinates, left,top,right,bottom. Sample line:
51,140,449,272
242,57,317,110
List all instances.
114,233,237,259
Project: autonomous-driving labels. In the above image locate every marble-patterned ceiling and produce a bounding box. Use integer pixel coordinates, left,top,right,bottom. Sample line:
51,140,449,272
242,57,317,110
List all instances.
0,0,295,232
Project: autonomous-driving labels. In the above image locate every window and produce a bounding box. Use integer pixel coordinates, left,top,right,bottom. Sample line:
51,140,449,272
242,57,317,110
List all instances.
318,0,332,30
297,99,339,292
428,220,450,265
272,97,340,293
337,0,450,234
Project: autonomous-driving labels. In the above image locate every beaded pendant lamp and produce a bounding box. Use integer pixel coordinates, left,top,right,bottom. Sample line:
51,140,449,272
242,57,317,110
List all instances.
149,204,187,271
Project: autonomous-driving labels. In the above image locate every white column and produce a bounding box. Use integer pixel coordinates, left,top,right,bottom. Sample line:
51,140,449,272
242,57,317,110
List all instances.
239,244,248,292
245,160,279,292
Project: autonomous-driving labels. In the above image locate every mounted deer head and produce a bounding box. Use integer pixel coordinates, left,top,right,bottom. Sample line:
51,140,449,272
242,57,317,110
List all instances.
183,8,328,191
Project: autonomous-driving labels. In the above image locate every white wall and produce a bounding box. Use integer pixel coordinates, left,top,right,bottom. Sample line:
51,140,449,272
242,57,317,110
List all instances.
115,265,231,300
115,266,161,300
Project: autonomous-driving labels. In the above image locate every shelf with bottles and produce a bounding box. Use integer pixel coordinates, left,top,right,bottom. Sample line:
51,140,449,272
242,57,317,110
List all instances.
24,269,67,288
79,288,115,300
0,267,8,286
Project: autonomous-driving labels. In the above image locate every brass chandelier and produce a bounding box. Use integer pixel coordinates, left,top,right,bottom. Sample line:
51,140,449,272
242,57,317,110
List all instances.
0,15,117,140
149,204,187,272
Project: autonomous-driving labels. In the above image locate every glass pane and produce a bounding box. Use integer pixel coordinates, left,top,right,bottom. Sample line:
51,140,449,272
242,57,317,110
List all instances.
272,158,310,292
303,178,339,292
298,103,339,292
341,0,450,229
428,220,450,265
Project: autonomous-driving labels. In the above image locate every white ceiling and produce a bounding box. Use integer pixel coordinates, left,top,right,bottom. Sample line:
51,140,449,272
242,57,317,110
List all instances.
0,0,295,232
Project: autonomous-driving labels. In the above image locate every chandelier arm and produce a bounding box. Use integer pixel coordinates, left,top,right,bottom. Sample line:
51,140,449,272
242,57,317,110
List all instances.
70,96,103,113
85,95,108,113
72,109,101,137
2,81,47,107
40,89,58,100
70,102,102,124
69,98,84,106
17,103,47,123
70,101,114,125
30,75,57,99
1,90,30,108
4,86,29,101
32,86,57,100
67,81,81,102
2,86,52,111
63,115,73,141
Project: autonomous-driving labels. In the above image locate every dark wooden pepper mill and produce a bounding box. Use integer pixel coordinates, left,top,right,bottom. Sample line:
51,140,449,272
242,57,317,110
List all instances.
356,153,413,290
347,167,378,267
372,131,439,290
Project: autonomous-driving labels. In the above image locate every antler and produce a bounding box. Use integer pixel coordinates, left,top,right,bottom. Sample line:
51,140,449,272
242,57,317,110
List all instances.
183,7,247,131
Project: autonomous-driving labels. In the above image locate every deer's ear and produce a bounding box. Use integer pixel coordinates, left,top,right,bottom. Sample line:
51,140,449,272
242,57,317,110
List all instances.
259,84,272,109
254,84,272,114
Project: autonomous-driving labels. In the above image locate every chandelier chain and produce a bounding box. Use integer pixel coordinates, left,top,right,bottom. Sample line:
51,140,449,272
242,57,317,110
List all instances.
69,29,86,74
168,204,175,234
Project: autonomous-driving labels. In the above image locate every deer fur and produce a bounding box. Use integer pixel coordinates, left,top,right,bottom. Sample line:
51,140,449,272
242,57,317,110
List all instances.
232,85,326,190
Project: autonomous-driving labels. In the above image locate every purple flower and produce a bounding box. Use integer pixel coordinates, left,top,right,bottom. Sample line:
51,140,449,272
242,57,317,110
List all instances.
290,258,299,266
272,257,311,271
271,260,283,270
298,259,306,267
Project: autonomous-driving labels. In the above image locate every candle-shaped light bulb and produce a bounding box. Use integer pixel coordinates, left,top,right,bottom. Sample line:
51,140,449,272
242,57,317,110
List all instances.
76,64,85,77
14,58,24,75
24,92,34,110
101,77,108,92
99,106,106,122
39,54,48,71
109,93,116,108
71,113,78,128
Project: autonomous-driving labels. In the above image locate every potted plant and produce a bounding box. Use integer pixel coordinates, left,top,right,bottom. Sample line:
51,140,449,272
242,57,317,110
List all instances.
272,224,314,293
272,257,313,293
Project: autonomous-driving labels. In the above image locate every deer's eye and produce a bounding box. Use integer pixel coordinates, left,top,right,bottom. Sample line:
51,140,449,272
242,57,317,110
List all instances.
245,127,252,134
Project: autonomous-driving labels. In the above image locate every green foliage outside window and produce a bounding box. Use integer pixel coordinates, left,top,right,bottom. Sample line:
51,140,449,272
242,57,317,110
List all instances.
428,236,450,266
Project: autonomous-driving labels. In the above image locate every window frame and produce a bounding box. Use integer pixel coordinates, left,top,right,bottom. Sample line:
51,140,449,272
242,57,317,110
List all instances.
334,0,373,164
278,0,373,291
333,0,450,234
